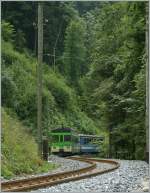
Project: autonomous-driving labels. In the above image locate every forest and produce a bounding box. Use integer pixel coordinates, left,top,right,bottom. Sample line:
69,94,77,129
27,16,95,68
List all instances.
1,1,147,178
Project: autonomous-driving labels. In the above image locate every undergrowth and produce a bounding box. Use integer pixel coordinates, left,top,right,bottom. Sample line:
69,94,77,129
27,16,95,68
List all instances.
1,108,58,179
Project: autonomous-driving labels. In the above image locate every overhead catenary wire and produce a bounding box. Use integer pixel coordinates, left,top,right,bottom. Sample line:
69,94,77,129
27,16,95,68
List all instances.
53,20,64,70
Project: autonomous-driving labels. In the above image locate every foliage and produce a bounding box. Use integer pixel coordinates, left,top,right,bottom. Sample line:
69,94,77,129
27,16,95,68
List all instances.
1,21,16,42
1,108,58,179
1,40,98,137
1,1,80,62
1,2,146,180
81,2,146,159
62,18,86,87
2,1,36,51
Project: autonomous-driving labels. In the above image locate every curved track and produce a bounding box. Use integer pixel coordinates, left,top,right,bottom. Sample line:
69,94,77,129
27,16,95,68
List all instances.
1,157,120,192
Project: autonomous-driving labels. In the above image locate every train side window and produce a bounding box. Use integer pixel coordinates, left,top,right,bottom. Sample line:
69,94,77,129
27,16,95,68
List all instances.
82,138,87,144
84,138,92,144
85,138,90,144
80,137,85,144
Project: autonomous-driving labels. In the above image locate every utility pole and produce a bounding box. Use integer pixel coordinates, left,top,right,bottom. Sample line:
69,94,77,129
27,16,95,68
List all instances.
146,1,149,163
37,2,43,158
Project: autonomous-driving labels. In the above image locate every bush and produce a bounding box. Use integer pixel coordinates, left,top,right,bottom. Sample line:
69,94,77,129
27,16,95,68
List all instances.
44,69,76,111
1,21,15,42
1,108,57,179
1,70,17,108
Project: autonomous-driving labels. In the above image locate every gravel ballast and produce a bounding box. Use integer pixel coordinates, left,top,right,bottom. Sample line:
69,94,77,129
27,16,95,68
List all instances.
38,159,149,192
47,155,91,173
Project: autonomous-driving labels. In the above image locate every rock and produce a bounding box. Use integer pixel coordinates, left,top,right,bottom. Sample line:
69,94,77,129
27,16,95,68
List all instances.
34,159,149,192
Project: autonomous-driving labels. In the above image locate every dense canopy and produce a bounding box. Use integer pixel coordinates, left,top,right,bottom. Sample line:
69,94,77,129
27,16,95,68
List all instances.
1,1,147,178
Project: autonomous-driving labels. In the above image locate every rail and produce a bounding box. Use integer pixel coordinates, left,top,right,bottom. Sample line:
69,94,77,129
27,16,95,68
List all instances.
1,156,120,192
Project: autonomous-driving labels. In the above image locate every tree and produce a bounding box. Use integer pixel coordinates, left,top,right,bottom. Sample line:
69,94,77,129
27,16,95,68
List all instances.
62,18,86,88
82,2,146,159
2,1,37,51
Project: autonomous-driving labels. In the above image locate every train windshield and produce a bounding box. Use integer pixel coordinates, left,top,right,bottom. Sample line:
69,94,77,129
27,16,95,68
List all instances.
60,135,63,142
64,135,71,141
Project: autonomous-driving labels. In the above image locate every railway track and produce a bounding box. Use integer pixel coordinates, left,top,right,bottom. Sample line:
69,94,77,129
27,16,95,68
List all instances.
1,157,120,192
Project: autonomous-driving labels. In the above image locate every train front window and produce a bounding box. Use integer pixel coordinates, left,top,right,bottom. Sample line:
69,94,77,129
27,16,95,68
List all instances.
60,135,63,142
52,135,58,143
64,135,71,142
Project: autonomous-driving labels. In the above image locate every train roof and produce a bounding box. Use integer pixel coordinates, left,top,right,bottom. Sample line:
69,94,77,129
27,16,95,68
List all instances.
50,127,75,132
78,134,104,139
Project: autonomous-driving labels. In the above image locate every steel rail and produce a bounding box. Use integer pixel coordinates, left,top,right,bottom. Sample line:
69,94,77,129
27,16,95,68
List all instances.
1,157,120,192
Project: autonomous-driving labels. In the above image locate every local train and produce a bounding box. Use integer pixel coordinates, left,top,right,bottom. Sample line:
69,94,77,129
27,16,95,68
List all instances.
48,127,104,155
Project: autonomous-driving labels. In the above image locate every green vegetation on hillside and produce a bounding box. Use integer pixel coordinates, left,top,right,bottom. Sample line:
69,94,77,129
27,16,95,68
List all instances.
2,109,58,179
2,40,99,136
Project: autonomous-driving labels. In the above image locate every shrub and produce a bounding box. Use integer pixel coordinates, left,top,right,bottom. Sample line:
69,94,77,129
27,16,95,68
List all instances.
1,108,57,179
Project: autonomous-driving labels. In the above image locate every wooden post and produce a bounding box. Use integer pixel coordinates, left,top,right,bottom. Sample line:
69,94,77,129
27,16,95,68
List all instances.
109,126,112,158
146,1,149,163
42,136,49,161
37,2,43,158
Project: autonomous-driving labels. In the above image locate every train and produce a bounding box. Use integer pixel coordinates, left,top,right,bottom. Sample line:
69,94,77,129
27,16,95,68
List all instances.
48,127,104,155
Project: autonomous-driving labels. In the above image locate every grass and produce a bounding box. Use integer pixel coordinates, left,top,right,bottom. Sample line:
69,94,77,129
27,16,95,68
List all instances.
1,108,59,179
36,161,59,174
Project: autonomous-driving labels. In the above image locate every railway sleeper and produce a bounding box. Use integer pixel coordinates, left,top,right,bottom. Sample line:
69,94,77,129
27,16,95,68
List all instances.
1,158,120,192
